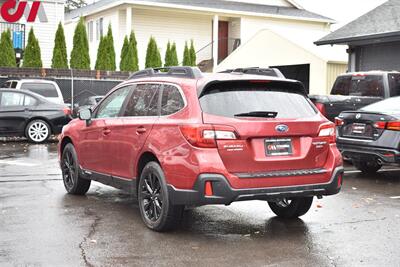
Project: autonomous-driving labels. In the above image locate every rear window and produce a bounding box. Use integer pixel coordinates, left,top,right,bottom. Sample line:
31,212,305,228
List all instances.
331,75,384,97
20,83,59,98
361,97,400,112
199,83,316,119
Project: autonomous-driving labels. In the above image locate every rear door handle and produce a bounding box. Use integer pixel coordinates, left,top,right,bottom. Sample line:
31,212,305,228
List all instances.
136,126,147,134
103,128,111,135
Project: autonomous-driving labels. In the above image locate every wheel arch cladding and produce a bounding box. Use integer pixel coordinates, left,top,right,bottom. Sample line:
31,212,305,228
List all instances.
60,137,74,154
137,152,161,193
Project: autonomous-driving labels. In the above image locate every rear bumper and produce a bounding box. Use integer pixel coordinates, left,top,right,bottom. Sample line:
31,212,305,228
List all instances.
168,166,344,206
337,143,400,164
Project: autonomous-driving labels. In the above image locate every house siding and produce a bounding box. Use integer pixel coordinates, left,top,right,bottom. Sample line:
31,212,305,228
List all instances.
326,63,347,91
355,42,400,71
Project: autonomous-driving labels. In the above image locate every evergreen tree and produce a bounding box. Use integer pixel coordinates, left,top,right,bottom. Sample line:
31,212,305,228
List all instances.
145,37,162,68
164,41,172,67
70,17,90,69
189,39,196,66
105,24,116,71
23,28,42,68
0,30,16,67
119,36,129,71
182,41,191,66
170,42,179,66
51,22,68,69
129,31,139,71
95,36,106,70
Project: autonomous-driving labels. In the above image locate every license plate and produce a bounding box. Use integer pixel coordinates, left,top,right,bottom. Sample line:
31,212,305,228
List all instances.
265,138,293,156
352,123,366,134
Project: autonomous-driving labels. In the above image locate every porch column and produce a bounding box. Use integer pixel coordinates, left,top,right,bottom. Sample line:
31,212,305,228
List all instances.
126,6,132,36
212,15,219,72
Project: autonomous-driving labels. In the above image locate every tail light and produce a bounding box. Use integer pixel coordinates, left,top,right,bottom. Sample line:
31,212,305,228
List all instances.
335,117,344,126
374,121,400,131
63,107,72,116
179,124,237,148
315,103,326,116
318,123,336,143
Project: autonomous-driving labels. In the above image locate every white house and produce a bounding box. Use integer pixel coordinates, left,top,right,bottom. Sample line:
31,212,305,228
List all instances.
64,0,347,94
0,0,64,67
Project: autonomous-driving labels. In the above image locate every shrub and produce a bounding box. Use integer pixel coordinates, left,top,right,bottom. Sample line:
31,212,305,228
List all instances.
164,41,171,67
105,24,116,71
23,28,42,68
70,17,90,69
51,22,68,69
95,36,106,70
170,42,179,66
145,37,162,68
0,30,16,67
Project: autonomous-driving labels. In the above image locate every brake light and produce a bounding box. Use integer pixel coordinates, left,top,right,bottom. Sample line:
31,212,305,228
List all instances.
318,123,336,143
63,107,71,116
179,125,237,148
315,103,326,116
335,117,344,126
387,121,400,131
373,121,400,131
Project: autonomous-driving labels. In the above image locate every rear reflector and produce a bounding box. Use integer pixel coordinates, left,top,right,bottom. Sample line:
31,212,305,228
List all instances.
337,174,343,189
335,117,344,126
205,181,213,196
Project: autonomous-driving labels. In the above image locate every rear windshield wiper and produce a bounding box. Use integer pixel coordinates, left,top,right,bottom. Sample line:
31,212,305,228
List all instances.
234,111,278,118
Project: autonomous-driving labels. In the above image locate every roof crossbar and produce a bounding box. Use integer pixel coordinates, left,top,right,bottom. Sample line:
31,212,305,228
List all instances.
128,66,203,80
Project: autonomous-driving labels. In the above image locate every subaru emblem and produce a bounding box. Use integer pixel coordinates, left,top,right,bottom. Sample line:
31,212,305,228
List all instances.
276,124,289,133
356,113,362,119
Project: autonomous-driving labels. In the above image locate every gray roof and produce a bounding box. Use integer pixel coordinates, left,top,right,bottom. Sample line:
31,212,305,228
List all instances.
316,0,400,45
66,0,333,22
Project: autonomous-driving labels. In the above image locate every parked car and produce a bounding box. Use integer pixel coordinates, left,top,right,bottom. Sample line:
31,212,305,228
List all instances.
309,71,400,121
73,95,104,117
2,79,65,105
0,89,72,143
336,96,400,173
58,67,343,231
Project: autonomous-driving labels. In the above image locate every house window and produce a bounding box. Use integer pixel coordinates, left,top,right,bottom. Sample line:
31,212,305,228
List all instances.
96,18,104,40
87,21,93,42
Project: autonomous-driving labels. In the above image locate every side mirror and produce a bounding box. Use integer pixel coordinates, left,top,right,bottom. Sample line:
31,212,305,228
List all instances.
78,108,92,126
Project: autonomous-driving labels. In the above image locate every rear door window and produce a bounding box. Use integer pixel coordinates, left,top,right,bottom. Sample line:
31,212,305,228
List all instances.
199,83,316,119
20,83,59,98
388,73,400,96
123,84,160,117
161,85,185,115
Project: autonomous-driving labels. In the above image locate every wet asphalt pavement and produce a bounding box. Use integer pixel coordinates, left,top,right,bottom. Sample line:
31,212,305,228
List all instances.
0,141,400,267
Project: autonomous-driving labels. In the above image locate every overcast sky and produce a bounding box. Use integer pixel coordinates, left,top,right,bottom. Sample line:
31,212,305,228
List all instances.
296,0,387,30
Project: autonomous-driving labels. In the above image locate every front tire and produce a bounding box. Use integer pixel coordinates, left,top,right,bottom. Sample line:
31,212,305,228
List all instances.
352,159,382,174
25,119,51,143
138,162,183,232
268,197,313,219
61,143,91,195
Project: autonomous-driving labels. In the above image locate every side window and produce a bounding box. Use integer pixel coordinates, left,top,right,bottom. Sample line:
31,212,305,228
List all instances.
3,82,11,88
95,87,131,118
123,84,160,117
161,84,185,115
20,83,59,97
0,92,25,106
24,95,37,106
11,82,18,88
331,76,351,95
388,74,400,96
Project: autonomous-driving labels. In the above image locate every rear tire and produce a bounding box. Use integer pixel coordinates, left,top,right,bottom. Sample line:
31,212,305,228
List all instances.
352,159,382,174
138,162,183,232
61,143,91,195
25,119,51,143
268,197,313,219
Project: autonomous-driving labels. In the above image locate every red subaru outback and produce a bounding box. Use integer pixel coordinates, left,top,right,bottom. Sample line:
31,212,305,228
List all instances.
59,67,343,231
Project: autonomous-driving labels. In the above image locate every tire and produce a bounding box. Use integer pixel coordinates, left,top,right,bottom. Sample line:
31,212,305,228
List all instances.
61,143,91,195
268,197,313,219
138,162,183,232
352,159,382,174
25,119,51,144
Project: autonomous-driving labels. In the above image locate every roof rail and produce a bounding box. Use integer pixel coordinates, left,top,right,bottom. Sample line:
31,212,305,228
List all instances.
128,66,203,80
220,67,285,78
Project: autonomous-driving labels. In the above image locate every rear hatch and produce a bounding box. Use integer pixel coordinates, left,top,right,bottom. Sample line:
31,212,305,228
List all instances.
199,80,334,174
